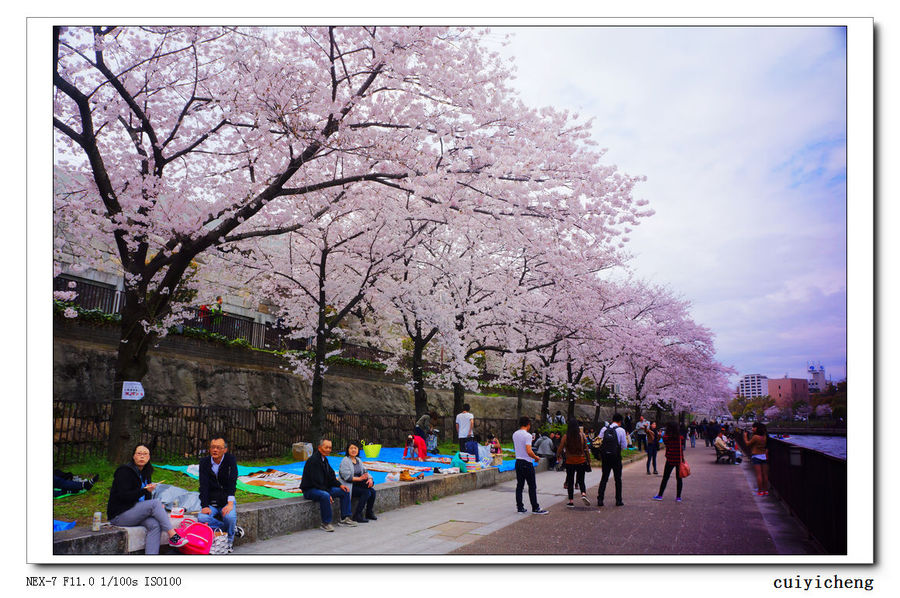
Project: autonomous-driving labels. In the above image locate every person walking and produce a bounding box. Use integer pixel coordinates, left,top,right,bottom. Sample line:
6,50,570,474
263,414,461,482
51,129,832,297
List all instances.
512,416,548,515
557,419,591,507
645,421,659,475
597,413,628,507
652,422,686,502
743,422,770,496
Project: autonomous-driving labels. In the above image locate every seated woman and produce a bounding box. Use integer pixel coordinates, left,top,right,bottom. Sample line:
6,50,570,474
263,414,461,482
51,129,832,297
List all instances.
338,442,378,523
487,434,502,455
107,444,188,554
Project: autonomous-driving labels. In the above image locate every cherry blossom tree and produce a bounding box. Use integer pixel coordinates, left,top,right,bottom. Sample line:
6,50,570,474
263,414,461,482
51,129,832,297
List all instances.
54,25,647,460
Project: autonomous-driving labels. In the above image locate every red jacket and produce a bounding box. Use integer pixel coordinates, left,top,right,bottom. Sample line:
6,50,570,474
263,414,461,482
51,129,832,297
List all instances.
404,435,427,460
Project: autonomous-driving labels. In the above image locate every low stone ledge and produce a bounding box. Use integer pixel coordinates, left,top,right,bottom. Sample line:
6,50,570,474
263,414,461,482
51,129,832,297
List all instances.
53,461,531,555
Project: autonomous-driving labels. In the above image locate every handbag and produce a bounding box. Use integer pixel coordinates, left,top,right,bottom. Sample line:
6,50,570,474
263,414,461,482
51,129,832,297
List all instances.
581,434,592,471
678,436,691,478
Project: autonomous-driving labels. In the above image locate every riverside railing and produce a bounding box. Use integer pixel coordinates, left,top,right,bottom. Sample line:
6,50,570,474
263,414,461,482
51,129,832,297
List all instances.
53,400,526,465
765,436,847,554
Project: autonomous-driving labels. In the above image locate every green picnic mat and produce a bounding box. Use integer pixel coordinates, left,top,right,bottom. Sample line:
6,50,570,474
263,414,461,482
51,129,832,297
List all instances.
155,463,300,499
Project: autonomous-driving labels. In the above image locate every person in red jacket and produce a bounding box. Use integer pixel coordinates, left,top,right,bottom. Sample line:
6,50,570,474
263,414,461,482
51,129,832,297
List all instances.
403,434,427,461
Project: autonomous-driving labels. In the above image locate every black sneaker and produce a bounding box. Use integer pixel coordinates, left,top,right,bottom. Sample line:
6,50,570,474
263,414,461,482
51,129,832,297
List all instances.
517,508,528,514
566,502,574,508
234,525,245,539
365,513,378,521
168,532,188,548
532,508,549,515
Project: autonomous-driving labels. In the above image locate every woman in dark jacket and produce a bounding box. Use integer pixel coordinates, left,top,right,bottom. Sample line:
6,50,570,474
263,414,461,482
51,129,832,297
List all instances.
107,444,188,554
652,422,685,502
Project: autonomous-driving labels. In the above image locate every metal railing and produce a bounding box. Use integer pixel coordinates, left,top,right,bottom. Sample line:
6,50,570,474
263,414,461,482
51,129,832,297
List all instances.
53,276,388,358
53,400,525,465
764,437,847,554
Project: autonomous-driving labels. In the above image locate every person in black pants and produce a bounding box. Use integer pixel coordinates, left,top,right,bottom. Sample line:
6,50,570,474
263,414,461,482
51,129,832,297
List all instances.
598,413,627,507
512,416,548,515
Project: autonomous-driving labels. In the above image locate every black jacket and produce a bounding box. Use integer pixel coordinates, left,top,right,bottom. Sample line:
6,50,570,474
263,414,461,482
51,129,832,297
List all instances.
199,452,238,508
107,461,153,520
299,452,341,493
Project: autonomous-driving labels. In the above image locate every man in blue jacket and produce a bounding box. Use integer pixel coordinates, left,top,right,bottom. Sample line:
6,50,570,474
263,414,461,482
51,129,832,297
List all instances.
199,438,244,551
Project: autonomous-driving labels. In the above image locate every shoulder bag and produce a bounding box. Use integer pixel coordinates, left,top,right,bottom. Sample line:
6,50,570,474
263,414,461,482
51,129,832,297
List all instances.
678,436,691,478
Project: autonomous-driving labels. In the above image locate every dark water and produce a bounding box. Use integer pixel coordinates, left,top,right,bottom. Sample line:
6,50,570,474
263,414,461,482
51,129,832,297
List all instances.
772,434,846,460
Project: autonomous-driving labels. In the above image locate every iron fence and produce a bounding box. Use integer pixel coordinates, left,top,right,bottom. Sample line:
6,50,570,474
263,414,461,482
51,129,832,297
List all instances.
53,400,525,465
765,437,847,554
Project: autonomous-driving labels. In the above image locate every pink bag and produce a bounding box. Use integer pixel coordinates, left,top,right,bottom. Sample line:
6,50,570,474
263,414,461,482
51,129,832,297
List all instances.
174,518,214,555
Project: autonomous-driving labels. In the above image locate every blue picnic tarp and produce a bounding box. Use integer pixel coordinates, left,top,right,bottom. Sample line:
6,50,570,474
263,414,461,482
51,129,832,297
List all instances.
158,448,517,493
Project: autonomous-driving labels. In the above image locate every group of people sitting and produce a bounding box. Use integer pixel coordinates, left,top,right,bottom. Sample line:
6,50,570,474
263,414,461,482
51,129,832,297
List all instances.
106,438,246,554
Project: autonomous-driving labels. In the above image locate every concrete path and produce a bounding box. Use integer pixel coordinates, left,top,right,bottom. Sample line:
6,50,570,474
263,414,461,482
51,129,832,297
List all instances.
232,444,819,556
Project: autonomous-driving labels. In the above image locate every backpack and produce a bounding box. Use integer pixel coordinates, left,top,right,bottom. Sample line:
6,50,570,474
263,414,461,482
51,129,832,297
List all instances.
600,425,621,458
173,519,215,555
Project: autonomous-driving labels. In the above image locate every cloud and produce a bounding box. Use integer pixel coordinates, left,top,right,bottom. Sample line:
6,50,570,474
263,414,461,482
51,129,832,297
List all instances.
496,26,847,381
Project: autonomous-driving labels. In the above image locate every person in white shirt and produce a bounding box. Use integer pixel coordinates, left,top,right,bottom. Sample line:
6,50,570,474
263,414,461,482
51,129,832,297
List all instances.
597,413,629,507
455,403,475,453
512,416,548,514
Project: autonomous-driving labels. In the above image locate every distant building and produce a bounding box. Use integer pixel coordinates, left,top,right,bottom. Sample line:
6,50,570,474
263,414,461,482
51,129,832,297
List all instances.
737,374,769,398
768,377,810,409
808,362,827,393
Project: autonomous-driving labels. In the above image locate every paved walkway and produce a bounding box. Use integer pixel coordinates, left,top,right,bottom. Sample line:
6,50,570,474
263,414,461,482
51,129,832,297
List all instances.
233,444,819,556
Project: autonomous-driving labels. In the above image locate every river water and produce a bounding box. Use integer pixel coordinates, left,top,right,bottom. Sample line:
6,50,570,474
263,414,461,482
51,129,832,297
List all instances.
772,434,846,460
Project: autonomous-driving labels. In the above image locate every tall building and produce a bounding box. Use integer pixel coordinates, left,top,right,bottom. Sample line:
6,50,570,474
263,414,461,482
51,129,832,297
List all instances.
768,376,810,409
737,374,769,398
808,362,827,393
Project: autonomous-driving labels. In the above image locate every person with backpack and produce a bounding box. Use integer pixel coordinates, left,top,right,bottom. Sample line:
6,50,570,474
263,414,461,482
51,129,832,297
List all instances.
107,444,189,554
597,413,628,507
557,419,591,507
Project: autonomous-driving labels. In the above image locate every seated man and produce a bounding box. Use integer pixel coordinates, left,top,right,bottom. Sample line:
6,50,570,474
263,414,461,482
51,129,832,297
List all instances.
300,438,357,532
714,431,734,464
532,433,556,469
198,438,245,551
403,434,427,461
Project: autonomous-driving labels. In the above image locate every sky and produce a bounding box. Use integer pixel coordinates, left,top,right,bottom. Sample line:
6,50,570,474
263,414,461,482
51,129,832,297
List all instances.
489,26,848,383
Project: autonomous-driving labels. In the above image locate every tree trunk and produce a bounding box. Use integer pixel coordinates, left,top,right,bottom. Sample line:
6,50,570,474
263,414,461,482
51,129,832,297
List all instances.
411,337,429,418
540,382,551,426
566,387,576,424
309,329,328,447
452,382,465,419
107,298,157,463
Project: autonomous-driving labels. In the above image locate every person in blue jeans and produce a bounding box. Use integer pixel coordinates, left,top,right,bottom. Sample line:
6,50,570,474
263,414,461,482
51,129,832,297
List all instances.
198,437,244,552
299,439,357,532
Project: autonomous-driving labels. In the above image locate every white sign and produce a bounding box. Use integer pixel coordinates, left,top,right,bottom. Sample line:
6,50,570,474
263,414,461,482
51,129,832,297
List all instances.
121,381,145,401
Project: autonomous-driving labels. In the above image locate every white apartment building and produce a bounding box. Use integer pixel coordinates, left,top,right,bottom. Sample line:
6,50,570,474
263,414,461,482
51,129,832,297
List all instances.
808,363,828,393
737,374,769,398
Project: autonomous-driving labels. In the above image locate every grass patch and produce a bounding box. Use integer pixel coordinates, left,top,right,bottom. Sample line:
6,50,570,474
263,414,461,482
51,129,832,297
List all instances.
53,454,296,526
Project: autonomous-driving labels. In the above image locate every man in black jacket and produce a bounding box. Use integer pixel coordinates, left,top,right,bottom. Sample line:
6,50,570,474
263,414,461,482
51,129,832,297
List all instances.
198,438,244,550
300,438,356,532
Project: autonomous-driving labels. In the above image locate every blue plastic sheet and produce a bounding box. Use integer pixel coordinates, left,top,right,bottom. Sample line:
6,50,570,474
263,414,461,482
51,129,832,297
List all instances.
53,519,76,532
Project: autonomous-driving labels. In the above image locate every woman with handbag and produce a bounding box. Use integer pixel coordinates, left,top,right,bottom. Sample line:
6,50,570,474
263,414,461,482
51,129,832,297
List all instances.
557,419,591,507
652,422,686,502
645,421,660,475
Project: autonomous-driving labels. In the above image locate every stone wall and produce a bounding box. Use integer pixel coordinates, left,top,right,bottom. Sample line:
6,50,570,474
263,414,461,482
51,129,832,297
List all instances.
53,320,604,422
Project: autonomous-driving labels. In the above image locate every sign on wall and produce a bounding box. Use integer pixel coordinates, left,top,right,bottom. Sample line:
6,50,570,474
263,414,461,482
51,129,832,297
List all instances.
121,381,145,401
